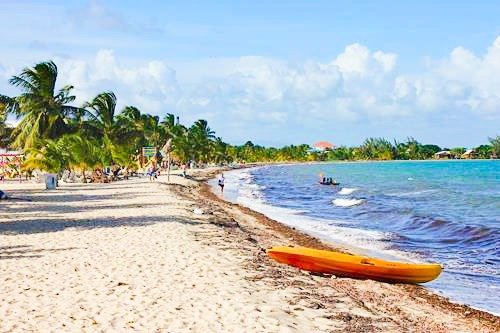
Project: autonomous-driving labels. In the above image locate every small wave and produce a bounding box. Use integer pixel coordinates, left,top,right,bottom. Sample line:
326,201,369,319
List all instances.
332,198,364,207
387,189,438,197
338,188,358,195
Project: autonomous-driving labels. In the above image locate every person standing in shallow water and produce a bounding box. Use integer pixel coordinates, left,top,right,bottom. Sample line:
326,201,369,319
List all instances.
218,173,225,193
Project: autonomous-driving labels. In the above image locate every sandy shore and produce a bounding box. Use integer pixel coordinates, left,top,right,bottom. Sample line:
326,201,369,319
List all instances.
1,171,498,332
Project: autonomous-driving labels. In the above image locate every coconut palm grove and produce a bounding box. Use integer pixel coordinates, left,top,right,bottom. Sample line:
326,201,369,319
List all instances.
0,61,499,180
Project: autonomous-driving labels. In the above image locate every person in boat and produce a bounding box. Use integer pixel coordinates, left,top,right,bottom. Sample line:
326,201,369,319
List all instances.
320,176,332,185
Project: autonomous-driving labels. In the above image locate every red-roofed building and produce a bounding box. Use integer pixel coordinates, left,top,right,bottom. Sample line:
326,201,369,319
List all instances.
313,141,335,151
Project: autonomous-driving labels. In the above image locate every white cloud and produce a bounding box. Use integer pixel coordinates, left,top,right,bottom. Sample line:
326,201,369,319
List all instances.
404,36,500,115
334,43,371,75
333,43,397,76
56,50,178,113
393,76,412,100
373,51,398,73
56,37,500,126
4,37,498,144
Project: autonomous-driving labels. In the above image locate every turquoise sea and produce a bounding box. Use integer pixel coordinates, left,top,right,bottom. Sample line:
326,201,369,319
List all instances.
212,160,499,315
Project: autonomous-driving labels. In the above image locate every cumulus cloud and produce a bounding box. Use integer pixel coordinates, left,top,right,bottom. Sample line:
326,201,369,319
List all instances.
62,37,500,127
6,36,496,143
333,43,397,76
56,50,178,113
395,36,500,116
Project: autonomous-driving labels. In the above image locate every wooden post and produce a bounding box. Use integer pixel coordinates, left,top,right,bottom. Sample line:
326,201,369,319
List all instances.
167,153,171,183
161,139,172,183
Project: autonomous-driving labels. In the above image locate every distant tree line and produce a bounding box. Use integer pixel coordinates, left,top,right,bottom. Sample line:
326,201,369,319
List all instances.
0,60,498,180
323,137,499,161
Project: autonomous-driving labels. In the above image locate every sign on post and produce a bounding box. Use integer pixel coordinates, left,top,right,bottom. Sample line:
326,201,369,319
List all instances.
142,147,157,158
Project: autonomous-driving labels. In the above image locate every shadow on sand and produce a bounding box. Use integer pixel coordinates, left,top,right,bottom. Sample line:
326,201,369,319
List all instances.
0,215,201,235
0,244,78,260
1,179,202,235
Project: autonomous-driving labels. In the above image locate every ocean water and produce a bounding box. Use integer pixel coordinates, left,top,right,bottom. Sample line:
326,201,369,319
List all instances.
210,160,500,315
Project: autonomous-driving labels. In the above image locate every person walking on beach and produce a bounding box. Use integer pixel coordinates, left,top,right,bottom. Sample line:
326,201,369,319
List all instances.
182,163,187,178
218,173,225,193
148,166,156,182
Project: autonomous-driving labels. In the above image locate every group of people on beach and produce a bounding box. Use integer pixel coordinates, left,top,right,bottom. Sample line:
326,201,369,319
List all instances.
147,166,161,181
146,166,158,182
147,163,190,182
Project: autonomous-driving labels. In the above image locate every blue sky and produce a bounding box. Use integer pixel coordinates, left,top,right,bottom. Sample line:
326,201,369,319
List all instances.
1,1,499,147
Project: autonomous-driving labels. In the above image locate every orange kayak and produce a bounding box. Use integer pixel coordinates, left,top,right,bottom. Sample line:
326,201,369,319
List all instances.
267,246,442,284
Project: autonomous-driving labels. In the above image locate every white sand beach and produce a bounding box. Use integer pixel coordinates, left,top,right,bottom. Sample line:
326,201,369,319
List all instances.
0,172,498,332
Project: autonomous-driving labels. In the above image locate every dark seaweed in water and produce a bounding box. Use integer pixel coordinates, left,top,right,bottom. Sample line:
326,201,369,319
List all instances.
401,216,498,246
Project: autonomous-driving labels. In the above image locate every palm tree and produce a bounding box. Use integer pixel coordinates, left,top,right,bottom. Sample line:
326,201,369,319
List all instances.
359,137,395,160
211,137,230,164
170,124,191,163
160,114,194,163
475,144,492,159
327,146,353,160
5,61,80,149
190,119,216,162
59,135,105,182
142,114,164,147
192,119,215,140
489,136,500,158
83,91,117,141
0,98,9,145
83,91,119,163
161,114,185,139
160,113,176,136
23,139,68,173
114,106,148,151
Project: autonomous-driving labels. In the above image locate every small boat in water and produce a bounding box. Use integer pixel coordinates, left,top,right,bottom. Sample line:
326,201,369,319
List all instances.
319,181,340,185
319,176,339,185
267,246,442,284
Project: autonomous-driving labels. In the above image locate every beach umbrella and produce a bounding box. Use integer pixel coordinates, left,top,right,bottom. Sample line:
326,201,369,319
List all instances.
161,139,172,154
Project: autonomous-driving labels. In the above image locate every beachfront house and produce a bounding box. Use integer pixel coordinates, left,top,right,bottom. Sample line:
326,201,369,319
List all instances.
461,149,477,159
311,141,335,152
434,150,454,159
